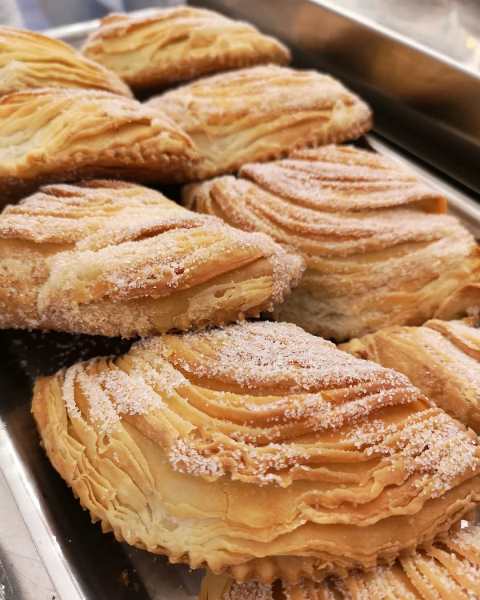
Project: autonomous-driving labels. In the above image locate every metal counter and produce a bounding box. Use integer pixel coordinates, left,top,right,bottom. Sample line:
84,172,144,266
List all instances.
0,467,56,600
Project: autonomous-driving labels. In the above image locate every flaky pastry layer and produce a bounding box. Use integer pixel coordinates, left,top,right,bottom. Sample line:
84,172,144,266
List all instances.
32,321,480,582
0,180,302,336
184,145,480,341
0,88,199,201
147,66,372,179
200,524,480,599
0,26,131,97
343,317,480,433
82,7,290,91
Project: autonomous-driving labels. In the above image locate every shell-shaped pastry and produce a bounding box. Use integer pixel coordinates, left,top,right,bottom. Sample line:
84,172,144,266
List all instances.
200,524,480,599
0,181,303,336
184,145,480,341
32,321,480,582
343,317,480,433
147,66,372,179
0,88,199,201
0,26,131,97
82,7,291,92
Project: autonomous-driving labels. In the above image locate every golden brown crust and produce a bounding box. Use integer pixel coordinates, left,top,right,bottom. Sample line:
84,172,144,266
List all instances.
343,317,480,433
435,283,480,321
0,180,303,336
147,67,372,179
0,26,132,97
82,7,290,92
184,145,480,341
200,524,480,599
0,87,200,201
32,321,480,582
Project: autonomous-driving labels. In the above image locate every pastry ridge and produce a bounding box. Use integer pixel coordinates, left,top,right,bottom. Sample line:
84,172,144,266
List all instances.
184,145,480,341
82,7,291,91
0,26,132,97
0,87,199,201
32,321,480,582
343,317,480,433
199,524,480,599
0,180,303,336
147,66,372,179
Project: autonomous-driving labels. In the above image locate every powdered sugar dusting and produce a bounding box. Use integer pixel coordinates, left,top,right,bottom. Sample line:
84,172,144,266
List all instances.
61,364,82,420
223,580,274,600
169,439,226,479
77,366,120,434
240,145,444,212
61,357,185,435
1,179,302,336
172,321,410,393
59,322,480,507
350,409,479,497
189,146,461,264
152,65,368,127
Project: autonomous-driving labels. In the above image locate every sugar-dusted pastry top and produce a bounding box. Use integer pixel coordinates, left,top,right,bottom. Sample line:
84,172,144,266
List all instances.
343,317,480,433
184,145,480,341
32,321,480,582
200,524,480,599
82,7,290,92
147,66,372,179
0,180,303,337
0,26,131,97
0,88,199,202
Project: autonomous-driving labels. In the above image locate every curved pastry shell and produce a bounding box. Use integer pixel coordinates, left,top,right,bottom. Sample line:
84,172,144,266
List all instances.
0,88,200,201
0,26,131,97
343,317,480,433
0,180,303,336
184,145,480,341
32,321,480,582
147,66,372,179
82,7,290,92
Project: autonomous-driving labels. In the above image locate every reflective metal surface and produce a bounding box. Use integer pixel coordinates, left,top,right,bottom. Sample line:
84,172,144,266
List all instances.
0,469,56,600
331,0,480,71
192,0,480,194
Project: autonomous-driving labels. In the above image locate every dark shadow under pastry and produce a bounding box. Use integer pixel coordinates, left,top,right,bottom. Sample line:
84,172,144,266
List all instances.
0,88,199,202
184,145,480,341
82,7,290,93
0,180,303,337
0,26,131,97
343,317,480,433
32,321,480,583
147,67,372,180
200,524,480,599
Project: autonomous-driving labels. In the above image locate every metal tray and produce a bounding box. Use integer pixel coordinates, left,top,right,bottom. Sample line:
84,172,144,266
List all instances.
1,2,480,600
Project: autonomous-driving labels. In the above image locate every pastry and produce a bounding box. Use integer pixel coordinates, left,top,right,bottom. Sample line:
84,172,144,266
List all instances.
0,26,131,97
32,321,480,582
0,88,199,201
200,524,480,599
343,317,480,433
0,180,303,337
434,282,480,321
147,67,372,179
82,7,290,93
184,145,480,341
